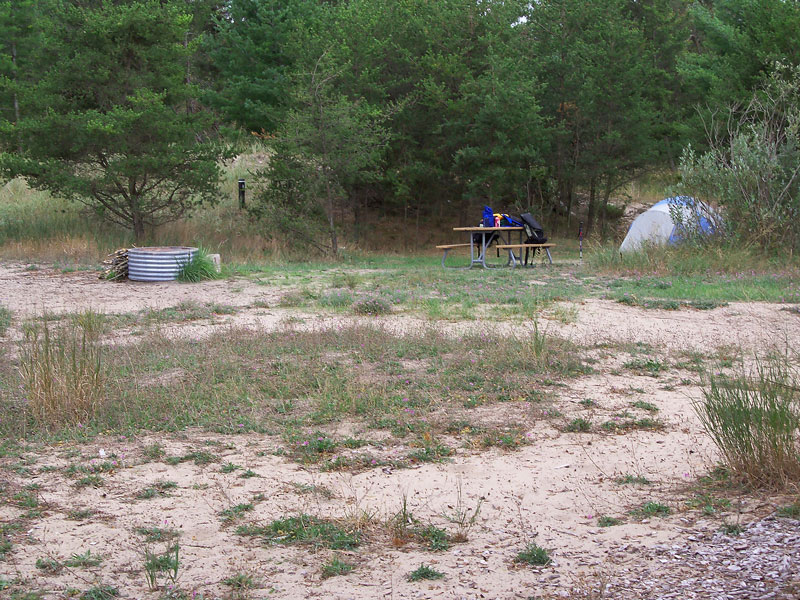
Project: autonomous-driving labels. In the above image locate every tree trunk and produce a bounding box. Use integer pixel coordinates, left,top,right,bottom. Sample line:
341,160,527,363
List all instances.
414,201,421,250
132,212,146,244
403,198,409,253
600,184,612,239
586,177,597,235
325,176,338,257
11,41,21,152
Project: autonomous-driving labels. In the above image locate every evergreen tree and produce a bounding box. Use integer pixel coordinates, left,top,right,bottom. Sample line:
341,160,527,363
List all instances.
0,0,230,242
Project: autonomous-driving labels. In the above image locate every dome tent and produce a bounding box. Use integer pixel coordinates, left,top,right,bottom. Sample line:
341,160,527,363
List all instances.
619,197,717,253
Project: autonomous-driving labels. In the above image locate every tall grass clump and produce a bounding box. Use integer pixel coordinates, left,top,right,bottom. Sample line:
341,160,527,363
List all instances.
696,355,800,488
19,317,105,429
177,248,220,283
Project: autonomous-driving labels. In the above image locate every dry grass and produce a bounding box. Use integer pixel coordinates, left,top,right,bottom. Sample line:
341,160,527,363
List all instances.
18,318,106,429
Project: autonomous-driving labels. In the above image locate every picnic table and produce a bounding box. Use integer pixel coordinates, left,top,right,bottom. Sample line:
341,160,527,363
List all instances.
436,227,554,269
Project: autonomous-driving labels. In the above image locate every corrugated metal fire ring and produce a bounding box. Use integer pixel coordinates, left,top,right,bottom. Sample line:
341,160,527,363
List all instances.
127,246,198,282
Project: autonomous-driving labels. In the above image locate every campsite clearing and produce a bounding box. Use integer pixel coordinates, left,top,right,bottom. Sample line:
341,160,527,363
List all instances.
0,259,799,600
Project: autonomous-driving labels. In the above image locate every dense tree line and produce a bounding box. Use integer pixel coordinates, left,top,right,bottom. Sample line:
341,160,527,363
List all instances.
0,0,798,250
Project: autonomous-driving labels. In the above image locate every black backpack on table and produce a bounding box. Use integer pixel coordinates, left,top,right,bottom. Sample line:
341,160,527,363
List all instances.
520,213,547,265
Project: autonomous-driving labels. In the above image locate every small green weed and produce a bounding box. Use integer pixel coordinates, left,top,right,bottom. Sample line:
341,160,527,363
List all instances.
64,551,102,568
565,418,591,433
80,585,118,600
0,305,11,336
477,429,526,450
632,400,659,412
75,475,104,488
515,543,551,566
615,474,651,485
134,527,179,544
409,442,453,463
777,502,800,519
407,564,444,581
12,492,38,509
602,418,662,432
165,450,219,466
414,525,450,551
144,543,179,590
624,357,667,377
720,521,744,535
35,557,62,574
687,493,731,515
223,573,256,589
137,481,177,499
633,502,671,517
219,503,254,523
597,516,622,527
67,509,95,520
321,556,354,578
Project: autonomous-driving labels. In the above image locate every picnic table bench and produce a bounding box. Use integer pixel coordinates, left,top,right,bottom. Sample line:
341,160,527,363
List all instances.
437,227,554,268
495,243,554,267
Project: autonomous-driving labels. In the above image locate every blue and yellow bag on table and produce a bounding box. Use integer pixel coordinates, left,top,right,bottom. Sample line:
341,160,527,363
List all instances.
482,205,522,227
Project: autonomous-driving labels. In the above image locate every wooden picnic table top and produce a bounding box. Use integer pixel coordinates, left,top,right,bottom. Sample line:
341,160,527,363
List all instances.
452,226,524,232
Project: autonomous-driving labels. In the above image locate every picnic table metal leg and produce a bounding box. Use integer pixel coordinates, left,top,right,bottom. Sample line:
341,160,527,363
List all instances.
441,248,472,269
545,247,553,265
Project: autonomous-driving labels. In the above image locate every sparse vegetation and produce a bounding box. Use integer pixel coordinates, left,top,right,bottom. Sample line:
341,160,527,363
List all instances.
236,514,360,550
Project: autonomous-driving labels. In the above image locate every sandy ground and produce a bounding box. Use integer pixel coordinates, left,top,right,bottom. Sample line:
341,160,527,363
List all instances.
2,261,797,353
1,262,798,599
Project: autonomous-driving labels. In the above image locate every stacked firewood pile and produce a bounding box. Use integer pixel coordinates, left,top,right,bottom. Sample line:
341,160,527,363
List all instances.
100,247,130,281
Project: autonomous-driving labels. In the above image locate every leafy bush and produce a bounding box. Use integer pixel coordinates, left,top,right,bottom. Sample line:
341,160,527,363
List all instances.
696,355,800,487
679,65,800,252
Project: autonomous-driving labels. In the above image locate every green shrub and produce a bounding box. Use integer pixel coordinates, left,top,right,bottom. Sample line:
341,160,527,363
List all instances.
696,356,800,487
679,66,800,252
